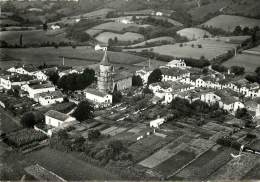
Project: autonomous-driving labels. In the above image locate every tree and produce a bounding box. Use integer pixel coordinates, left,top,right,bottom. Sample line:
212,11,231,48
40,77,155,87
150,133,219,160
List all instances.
108,140,125,156
43,22,48,31
48,71,60,85
88,130,101,141
112,89,123,104
234,26,242,36
231,66,245,76
72,101,94,122
19,34,23,47
148,69,162,85
132,75,143,87
20,112,36,128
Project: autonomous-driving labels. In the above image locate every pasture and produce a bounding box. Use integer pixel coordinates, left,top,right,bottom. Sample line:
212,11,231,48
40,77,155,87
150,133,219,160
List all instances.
0,46,146,69
223,54,260,73
201,15,260,32
95,32,144,43
0,29,70,45
124,37,240,61
127,36,175,48
177,28,212,40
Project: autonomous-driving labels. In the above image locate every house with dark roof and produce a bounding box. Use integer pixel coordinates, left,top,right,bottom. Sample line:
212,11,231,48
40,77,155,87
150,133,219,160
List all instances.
0,74,35,90
45,110,76,128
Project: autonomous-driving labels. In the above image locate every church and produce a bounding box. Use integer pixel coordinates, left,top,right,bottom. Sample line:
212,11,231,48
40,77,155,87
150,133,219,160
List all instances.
97,50,133,93
84,50,133,107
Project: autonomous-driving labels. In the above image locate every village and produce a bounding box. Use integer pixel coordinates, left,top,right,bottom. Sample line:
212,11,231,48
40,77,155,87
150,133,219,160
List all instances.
1,45,260,180
1,0,260,180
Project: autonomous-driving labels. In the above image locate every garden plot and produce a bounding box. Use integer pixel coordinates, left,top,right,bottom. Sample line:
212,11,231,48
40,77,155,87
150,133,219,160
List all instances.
154,150,196,177
25,164,65,181
209,154,260,180
175,146,229,180
242,162,260,180
139,135,193,168
202,122,233,134
100,126,127,136
129,135,169,162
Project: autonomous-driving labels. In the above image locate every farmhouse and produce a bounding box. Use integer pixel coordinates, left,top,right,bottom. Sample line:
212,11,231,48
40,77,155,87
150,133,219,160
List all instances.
37,90,64,106
97,50,133,92
84,88,112,108
41,110,78,136
94,44,108,51
21,82,56,100
160,67,190,82
164,59,187,69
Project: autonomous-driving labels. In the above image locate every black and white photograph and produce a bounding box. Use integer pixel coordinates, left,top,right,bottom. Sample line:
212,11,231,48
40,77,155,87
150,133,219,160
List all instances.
0,0,260,181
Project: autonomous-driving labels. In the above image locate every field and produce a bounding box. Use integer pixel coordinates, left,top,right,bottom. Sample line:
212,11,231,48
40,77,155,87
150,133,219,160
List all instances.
95,32,144,43
124,38,240,61
209,153,259,180
0,46,146,69
223,53,260,73
127,36,175,48
177,28,212,40
0,29,70,45
24,147,119,180
201,15,260,32
87,22,149,35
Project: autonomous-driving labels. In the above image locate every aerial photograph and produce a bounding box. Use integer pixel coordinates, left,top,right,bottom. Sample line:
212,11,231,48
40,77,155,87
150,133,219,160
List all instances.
0,0,260,181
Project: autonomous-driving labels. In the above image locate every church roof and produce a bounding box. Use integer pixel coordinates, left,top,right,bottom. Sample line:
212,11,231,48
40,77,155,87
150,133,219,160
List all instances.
100,50,110,66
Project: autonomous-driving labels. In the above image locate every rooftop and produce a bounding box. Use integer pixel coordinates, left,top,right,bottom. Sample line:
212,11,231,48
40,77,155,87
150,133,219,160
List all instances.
45,110,71,122
29,82,55,90
37,90,64,99
85,88,110,98
160,67,189,77
100,50,110,66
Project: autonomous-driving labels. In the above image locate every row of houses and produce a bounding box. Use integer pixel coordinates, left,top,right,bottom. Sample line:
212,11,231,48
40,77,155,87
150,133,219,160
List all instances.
136,59,260,99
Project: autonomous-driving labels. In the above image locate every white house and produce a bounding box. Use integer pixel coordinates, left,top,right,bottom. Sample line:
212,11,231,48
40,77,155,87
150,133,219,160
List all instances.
95,44,108,51
7,65,47,81
0,74,35,90
45,110,76,128
215,90,245,113
200,92,221,105
160,67,190,82
164,59,187,69
150,118,165,128
37,90,64,106
136,68,153,84
84,88,112,108
50,25,61,30
22,82,56,100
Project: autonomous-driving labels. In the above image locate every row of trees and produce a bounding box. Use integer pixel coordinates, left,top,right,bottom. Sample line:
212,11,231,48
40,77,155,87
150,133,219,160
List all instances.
245,67,260,84
57,68,95,92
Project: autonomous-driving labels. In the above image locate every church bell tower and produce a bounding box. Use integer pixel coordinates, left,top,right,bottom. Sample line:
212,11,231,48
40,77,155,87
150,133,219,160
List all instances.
97,50,114,92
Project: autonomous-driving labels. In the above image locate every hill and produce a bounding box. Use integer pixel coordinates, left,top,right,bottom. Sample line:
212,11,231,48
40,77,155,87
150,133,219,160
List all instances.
177,28,211,40
201,15,260,32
